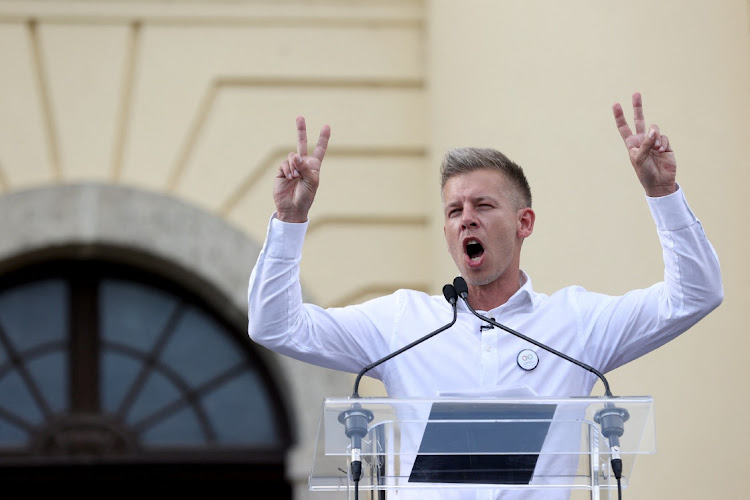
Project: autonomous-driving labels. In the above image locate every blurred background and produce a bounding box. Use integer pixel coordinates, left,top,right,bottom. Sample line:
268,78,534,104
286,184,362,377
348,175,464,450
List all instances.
0,0,747,498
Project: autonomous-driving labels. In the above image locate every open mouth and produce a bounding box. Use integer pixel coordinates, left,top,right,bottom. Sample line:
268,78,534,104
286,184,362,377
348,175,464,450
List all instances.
465,239,484,261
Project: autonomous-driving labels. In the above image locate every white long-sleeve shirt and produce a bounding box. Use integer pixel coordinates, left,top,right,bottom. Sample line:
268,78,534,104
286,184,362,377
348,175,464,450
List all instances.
247,186,723,499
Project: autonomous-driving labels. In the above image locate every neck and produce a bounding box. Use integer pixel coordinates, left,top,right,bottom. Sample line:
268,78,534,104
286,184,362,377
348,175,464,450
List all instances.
466,272,522,311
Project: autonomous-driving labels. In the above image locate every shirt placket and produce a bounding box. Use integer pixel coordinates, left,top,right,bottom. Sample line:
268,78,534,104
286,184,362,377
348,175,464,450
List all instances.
479,324,499,387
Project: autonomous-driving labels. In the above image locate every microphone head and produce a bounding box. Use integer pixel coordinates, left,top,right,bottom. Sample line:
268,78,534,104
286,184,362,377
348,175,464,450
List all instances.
442,284,458,305
453,276,468,299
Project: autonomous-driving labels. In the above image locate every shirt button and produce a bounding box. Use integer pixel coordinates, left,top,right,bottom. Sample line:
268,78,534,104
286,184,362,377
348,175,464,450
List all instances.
484,346,492,352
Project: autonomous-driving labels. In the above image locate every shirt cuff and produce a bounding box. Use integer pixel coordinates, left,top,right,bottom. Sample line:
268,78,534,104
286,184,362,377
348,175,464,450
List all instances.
265,213,308,258
646,185,697,230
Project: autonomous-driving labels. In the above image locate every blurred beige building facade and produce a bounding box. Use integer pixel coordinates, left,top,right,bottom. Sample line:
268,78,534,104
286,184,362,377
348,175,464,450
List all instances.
0,0,747,498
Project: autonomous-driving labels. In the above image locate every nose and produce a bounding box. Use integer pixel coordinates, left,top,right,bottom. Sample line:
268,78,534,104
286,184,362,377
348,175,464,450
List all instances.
461,207,478,229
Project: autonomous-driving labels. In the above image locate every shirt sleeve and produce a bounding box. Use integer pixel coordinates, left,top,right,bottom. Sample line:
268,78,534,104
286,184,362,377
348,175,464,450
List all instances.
583,186,724,373
247,214,391,374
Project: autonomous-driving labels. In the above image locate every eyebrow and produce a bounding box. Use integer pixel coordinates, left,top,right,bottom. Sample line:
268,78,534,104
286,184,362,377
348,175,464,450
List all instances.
445,195,496,206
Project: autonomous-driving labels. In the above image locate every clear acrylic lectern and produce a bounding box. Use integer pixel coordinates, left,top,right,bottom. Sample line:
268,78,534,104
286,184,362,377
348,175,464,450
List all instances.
310,396,655,499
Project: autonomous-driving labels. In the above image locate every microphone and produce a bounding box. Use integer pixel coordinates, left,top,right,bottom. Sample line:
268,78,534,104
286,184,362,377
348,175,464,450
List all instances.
452,276,628,487
340,282,459,486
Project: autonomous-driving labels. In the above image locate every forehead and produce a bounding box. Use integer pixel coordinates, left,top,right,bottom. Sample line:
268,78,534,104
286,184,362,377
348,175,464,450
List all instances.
441,168,510,202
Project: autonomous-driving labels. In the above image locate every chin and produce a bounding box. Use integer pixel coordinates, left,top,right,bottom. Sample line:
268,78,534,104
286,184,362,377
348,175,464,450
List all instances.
461,269,500,287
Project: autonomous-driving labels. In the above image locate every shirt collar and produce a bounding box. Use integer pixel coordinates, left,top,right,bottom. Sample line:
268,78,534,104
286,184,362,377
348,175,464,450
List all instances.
456,270,536,315
506,270,535,312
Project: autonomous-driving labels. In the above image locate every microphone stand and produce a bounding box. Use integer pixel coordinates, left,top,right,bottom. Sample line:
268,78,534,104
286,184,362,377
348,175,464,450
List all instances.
338,284,459,499
452,276,629,498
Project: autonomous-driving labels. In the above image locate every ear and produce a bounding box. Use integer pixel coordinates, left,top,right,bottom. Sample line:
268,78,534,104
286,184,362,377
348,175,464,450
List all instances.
517,207,535,238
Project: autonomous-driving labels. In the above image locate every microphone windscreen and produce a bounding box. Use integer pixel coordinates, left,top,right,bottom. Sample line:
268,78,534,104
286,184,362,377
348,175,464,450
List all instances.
442,284,458,304
453,276,468,298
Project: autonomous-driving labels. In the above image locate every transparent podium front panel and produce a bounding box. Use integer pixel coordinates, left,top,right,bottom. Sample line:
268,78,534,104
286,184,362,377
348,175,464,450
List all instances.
310,396,655,497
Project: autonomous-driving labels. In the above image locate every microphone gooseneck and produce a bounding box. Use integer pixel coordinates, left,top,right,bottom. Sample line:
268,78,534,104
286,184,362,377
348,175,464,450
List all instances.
452,276,614,397
342,282,460,493
350,283,459,398
453,275,628,497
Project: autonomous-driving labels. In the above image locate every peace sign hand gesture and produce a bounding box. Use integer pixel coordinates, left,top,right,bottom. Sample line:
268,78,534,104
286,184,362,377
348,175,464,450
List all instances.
274,116,331,223
613,92,677,197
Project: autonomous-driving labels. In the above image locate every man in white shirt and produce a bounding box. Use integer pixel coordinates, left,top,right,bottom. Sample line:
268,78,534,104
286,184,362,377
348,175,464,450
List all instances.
247,93,723,499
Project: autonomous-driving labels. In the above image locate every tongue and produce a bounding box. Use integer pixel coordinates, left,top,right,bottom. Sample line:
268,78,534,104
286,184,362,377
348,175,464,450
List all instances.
467,243,484,260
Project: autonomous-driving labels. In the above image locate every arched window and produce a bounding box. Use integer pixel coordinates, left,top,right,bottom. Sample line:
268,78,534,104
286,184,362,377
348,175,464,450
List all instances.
0,259,292,493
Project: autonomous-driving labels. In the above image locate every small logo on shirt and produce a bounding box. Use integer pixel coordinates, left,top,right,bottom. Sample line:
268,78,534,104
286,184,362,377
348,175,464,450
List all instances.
517,349,539,371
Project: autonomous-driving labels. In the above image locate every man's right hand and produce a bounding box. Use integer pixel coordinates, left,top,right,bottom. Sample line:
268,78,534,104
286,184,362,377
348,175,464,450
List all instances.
274,115,331,223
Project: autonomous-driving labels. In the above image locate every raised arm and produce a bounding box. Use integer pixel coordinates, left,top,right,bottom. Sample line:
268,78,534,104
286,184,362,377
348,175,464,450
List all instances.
592,92,724,372
273,116,331,223
612,92,677,197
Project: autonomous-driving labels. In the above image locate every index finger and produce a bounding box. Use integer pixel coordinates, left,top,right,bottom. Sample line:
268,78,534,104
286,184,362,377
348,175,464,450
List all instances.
296,115,308,157
612,102,633,141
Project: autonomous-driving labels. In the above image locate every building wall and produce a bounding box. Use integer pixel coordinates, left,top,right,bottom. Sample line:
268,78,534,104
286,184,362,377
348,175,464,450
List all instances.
0,1,748,498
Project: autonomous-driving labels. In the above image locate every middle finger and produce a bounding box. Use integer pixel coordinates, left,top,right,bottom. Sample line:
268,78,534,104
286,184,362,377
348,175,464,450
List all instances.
296,115,308,157
632,92,646,135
